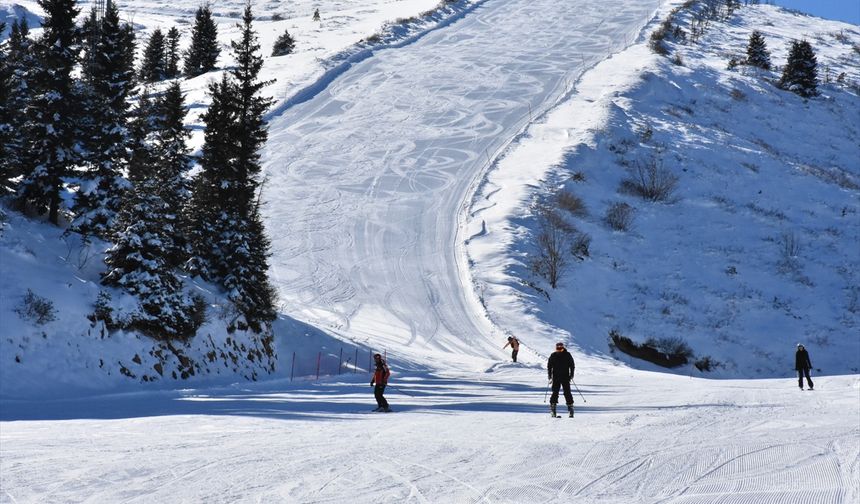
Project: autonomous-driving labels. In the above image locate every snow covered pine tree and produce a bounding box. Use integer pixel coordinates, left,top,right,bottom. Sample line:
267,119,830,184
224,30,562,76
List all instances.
779,39,819,97
745,30,771,70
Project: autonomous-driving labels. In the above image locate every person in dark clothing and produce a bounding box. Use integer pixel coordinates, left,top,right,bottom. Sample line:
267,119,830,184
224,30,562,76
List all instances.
370,353,392,411
547,342,575,417
503,336,520,362
795,344,814,390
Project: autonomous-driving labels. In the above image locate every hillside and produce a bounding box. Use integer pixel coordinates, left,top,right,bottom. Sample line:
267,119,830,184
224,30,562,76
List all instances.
2,1,859,502
0,0,461,397
467,2,860,377
1,0,857,395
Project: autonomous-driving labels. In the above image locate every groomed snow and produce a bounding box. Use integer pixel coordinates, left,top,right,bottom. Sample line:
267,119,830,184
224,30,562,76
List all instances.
1,0,859,502
2,364,858,502
261,0,662,361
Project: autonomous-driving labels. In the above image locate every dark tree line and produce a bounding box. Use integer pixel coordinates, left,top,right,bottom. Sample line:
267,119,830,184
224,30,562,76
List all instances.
0,0,277,339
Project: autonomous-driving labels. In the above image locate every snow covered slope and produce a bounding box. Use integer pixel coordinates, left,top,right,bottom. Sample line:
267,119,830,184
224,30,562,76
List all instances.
0,0,454,397
467,2,860,377
2,364,858,502
2,1,859,503
261,0,662,363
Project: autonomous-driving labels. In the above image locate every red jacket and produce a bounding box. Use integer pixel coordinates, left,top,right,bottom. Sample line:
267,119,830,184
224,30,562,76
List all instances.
372,360,390,385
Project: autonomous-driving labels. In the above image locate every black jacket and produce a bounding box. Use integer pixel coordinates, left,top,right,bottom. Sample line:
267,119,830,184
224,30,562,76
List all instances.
795,348,812,370
547,350,575,382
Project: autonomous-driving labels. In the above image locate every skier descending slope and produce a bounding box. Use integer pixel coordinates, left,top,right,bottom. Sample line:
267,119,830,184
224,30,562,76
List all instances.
547,342,575,418
503,336,520,362
370,353,392,412
795,344,814,390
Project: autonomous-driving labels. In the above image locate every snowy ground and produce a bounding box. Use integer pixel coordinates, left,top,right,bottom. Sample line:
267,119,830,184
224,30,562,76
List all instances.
261,0,662,360
466,3,860,376
2,364,858,503
2,0,859,502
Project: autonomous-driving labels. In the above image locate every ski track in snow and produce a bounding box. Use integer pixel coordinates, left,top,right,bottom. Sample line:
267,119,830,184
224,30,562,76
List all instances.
261,0,661,357
1,370,857,503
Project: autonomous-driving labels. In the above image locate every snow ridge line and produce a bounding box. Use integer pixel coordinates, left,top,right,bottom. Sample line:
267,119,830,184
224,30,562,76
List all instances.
265,0,489,120
454,4,670,355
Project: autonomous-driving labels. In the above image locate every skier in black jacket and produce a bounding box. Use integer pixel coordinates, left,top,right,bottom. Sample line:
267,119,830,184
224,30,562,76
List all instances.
547,342,575,417
795,344,814,390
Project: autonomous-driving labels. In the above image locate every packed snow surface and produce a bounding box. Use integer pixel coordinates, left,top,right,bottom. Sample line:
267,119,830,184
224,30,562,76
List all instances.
262,0,661,360
2,365,858,503
2,0,859,502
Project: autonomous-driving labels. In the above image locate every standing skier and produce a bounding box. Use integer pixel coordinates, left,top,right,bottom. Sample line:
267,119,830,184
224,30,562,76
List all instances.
795,344,814,390
547,342,575,417
370,353,392,412
503,336,520,362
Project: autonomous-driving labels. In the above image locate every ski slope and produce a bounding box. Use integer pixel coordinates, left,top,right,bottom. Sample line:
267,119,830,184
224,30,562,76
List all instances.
2,1,859,502
262,0,661,359
2,365,857,503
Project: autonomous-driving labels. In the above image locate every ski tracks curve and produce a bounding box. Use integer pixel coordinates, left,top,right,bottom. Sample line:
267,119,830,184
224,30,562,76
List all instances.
262,0,663,356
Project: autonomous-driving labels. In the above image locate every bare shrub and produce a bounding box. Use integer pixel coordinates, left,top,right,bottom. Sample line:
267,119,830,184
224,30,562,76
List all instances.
649,19,672,55
777,232,803,275
620,157,679,202
555,190,588,217
15,290,57,325
730,88,747,101
645,336,694,360
571,171,586,183
846,286,860,314
609,330,692,368
649,36,669,56
694,356,720,372
780,232,801,260
605,202,635,231
88,290,118,330
571,231,591,259
530,207,574,289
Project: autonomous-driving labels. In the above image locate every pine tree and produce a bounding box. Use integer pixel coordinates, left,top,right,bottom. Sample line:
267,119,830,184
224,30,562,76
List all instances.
127,87,158,185
139,28,166,83
153,81,192,264
746,30,771,70
71,2,135,240
224,3,277,330
1,20,36,197
271,28,295,56
102,157,197,340
779,39,819,98
183,5,219,77
187,4,277,332
186,74,235,281
79,8,98,82
16,0,81,225
0,21,11,195
164,27,181,79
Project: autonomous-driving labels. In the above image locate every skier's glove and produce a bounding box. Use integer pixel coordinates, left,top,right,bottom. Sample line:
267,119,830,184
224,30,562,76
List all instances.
370,381,374,387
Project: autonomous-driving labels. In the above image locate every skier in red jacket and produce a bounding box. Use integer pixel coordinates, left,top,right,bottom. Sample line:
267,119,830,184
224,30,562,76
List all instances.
370,353,391,412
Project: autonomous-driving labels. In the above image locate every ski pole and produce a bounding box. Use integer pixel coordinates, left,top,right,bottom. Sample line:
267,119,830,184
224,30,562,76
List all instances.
572,379,587,403
543,380,551,403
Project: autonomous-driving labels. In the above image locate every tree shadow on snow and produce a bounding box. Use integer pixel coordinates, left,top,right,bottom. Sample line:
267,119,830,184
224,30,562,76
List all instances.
0,373,571,421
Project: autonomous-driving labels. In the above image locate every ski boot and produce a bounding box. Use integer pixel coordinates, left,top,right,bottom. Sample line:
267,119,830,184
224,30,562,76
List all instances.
550,403,558,418
567,404,574,418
